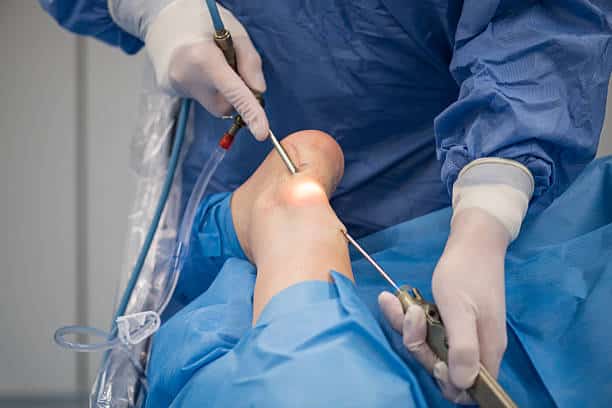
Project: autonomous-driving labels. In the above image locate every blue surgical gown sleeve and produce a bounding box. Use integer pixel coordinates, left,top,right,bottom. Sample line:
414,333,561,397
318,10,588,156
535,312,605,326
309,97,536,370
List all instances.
435,1,612,208
38,0,143,54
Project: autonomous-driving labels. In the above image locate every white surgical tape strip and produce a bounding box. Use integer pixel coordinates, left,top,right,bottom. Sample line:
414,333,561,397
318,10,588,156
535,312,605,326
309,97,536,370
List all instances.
452,158,534,241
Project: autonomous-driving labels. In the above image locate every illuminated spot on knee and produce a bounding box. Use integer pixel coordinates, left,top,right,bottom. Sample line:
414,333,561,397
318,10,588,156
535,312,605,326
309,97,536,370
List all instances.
280,178,328,208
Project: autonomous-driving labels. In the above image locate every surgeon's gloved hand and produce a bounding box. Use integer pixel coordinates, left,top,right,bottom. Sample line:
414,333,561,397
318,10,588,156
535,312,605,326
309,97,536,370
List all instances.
380,158,534,403
109,0,269,140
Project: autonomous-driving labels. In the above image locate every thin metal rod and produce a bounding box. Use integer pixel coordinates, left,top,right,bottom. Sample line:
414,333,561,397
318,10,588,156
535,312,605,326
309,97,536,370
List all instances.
341,230,400,291
269,130,297,174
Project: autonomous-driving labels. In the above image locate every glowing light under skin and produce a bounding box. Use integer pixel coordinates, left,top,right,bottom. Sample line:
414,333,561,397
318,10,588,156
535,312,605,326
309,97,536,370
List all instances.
290,180,326,201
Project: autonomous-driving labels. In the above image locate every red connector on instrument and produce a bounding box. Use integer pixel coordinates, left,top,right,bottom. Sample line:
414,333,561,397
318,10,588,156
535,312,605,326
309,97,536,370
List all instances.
218,132,235,150
217,114,245,150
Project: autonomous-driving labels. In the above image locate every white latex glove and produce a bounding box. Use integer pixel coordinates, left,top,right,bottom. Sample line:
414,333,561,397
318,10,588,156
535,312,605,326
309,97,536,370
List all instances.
380,158,534,403
109,0,269,140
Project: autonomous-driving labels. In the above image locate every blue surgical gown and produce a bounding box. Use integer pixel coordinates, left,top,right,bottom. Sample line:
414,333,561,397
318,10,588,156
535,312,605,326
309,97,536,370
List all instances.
147,156,612,408
40,0,612,237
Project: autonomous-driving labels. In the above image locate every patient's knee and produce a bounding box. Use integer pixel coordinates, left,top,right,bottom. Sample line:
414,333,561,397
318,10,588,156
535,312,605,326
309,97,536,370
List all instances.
231,131,351,322
248,131,345,237
233,130,345,259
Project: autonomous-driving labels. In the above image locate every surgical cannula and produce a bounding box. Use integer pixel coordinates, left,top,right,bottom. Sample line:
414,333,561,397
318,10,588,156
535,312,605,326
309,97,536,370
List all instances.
269,130,298,174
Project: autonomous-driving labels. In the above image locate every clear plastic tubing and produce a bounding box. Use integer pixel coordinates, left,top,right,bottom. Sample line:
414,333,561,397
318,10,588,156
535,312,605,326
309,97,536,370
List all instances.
158,146,227,314
180,146,226,248
54,99,193,352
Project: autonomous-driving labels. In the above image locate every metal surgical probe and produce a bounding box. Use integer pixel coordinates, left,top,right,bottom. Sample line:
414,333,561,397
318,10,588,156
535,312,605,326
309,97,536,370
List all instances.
343,233,518,408
341,230,400,291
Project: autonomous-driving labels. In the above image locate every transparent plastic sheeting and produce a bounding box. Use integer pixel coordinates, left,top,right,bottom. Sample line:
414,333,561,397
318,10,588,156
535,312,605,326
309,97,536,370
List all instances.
90,61,190,408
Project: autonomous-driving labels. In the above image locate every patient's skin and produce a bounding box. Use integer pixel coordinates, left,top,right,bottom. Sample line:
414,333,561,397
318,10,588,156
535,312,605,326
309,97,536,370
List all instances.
231,130,352,324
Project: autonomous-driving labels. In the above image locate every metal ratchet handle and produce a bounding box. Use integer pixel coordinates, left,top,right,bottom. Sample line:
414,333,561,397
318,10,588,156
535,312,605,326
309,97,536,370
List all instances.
396,287,518,408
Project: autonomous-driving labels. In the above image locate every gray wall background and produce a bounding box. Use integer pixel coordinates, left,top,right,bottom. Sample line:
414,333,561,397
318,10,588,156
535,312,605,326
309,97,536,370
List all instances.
1,0,611,405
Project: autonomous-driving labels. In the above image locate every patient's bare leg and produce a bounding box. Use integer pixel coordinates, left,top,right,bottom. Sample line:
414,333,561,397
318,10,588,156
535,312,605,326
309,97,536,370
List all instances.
232,130,351,323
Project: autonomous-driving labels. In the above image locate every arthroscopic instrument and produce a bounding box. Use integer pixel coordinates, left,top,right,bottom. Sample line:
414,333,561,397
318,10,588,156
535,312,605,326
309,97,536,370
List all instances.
208,0,258,150
342,231,518,408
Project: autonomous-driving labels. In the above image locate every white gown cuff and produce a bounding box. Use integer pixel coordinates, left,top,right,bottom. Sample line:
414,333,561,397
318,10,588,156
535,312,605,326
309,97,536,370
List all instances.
451,158,535,241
